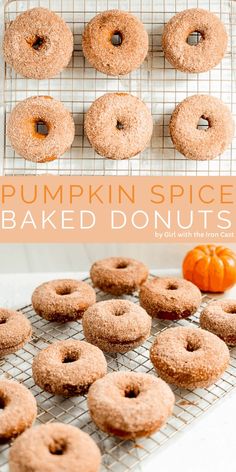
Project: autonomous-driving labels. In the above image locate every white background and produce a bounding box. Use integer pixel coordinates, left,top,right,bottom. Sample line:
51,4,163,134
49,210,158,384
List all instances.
0,242,236,272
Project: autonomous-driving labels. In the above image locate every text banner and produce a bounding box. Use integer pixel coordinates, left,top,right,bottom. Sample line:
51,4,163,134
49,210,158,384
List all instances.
0,176,235,242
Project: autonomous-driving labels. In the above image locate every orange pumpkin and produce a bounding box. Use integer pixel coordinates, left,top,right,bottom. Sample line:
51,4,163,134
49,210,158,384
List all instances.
183,245,236,293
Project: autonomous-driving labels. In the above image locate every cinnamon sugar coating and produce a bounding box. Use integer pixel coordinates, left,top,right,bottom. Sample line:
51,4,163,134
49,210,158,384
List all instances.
0,379,37,443
32,340,107,396
88,371,174,439
162,8,227,73
32,279,96,322
90,257,149,295
170,94,234,161
200,299,236,346
139,277,201,320
0,308,32,357
82,10,148,76
85,93,153,159
7,96,75,163
82,299,151,353
150,327,230,389
9,423,101,472
4,8,73,79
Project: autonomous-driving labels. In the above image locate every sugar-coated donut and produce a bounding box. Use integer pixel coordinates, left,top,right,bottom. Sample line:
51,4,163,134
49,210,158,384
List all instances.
88,372,174,439
0,308,31,357
0,379,37,443
200,299,236,346
169,95,234,161
85,93,153,159
162,8,227,73
82,10,148,76
90,257,149,295
139,277,201,320
32,279,96,322
150,327,230,389
9,423,101,472
4,8,73,79
7,96,75,163
32,340,107,396
82,299,151,353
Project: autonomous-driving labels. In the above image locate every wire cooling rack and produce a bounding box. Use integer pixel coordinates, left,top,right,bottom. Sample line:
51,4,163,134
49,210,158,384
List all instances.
0,0,236,176
1,278,236,471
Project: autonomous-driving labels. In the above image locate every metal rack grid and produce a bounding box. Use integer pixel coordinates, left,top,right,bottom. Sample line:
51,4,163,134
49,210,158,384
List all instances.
1,0,236,176
1,278,236,471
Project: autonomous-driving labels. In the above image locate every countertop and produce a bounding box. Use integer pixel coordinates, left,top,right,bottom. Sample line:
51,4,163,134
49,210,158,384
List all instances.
0,270,235,472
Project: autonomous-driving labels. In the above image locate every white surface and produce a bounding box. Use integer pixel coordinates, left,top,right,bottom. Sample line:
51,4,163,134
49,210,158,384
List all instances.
0,270,236,472
0,243,236,273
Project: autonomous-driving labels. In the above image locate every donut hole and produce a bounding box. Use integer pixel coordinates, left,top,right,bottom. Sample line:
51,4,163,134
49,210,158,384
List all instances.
124,386,140,398
56,287,72,296
0,394,8,413
49,440,67,456
113,306,128,316
197,116,210,131
32,36,46,51
166,283,178,291
62,350,79,364
35,120,49,137
116,262,128,269
187,31,204,46
0,396,6,410
111,31,123,47
116,121,124,130
186,341,200,352
225,307,236,314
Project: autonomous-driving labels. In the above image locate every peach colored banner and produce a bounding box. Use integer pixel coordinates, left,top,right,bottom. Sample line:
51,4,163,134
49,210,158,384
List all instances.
0,176,235,243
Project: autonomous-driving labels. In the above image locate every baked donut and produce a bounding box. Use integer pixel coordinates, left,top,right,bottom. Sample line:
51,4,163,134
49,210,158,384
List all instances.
0,308,31,357
32,279,96,322
4,8,73,79
169,95,234,161
82,10,148,76
85,93,153,159
90,257,149,295
150,327,230,389
82,299,151,353
200,299,236,346
162,8,227,73
88,372,174,439
0,379,37,443
32,340,107,396
8,96,75,163
9,423,101,472
139,277,201,320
